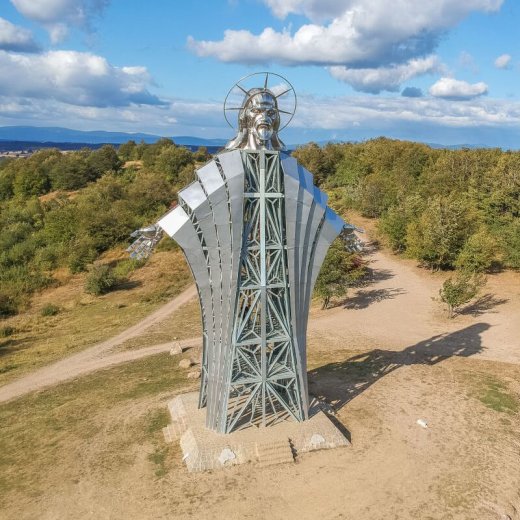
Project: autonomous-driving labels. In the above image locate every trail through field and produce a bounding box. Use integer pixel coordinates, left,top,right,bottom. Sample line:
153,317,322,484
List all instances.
1,240,519,403
0,284,198,403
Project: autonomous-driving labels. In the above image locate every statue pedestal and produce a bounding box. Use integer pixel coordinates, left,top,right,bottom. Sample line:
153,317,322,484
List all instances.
163,392,350,472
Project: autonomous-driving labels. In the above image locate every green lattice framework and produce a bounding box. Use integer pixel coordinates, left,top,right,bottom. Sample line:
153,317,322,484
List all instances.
223,151,303,432
157,149,345,433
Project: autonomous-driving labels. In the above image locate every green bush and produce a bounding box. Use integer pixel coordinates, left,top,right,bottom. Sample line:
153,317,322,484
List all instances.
439,271,486,318
113,258,144,278
314,239,366,309
40,303,60,317
0,326,15,337
455,229,498,272
84,265,119,296
0,293,18,318
67,236,98,274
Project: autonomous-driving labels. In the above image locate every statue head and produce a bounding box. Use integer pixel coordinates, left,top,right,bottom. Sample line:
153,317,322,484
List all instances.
226,87,285,151
224,73,296,151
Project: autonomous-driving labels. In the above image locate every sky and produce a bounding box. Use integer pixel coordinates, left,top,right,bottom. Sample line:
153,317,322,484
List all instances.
0,0,519,147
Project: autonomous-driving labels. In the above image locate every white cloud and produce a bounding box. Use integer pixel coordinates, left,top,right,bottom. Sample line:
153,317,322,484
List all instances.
429,77,488,100
0,17,39,52
2,90,519,146
0,50,165,107
190,1,503,68
329,55,440,93
10,0,109,42
494,53,511,69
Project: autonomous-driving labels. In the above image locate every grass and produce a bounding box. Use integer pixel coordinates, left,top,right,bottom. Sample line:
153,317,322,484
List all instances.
477,377,519,414
0,249,191,385
0,352,194,505
117,298,202,351
463,370,519,415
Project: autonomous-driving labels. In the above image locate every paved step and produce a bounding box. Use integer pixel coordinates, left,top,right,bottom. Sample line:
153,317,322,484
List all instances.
256,440,294,467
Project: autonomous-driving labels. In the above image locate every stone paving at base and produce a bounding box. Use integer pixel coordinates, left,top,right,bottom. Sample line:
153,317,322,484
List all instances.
163,392,350,472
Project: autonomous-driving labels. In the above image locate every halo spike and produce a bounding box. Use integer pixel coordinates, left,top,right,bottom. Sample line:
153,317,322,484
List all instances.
275,87,292,99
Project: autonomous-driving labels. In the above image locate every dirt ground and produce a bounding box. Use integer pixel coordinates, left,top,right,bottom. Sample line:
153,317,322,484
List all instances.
1,234,519,520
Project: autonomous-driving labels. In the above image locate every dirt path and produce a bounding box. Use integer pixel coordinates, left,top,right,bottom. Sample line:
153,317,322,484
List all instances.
0,285,198,403
1,241,519,404
309,242,520,365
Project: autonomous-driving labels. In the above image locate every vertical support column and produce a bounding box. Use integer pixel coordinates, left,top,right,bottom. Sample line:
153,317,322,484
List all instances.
259,150,267,427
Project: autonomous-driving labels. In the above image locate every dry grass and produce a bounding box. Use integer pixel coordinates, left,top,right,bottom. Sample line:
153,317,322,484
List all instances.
0,345,518,520
0,352,195,505
0,249,191,385
117,298,202,351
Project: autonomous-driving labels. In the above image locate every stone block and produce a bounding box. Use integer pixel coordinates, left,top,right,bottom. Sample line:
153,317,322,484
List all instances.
178,358,194,369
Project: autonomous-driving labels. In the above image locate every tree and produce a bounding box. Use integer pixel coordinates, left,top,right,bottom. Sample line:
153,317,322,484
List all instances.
118,140,137,161
378,194,424,253
87,145,122,178
193,146,210,162
314,239,366,309
455,229,498,272
439,271,486,318
292,142,336,186
49,152,93,190
405,195,476,270
154,145,193,182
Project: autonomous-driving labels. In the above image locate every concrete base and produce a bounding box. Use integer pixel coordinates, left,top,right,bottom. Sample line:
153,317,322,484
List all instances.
163,392,350,472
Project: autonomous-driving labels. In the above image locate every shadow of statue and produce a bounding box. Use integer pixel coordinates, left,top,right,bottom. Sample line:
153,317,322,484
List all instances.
308,322,490,414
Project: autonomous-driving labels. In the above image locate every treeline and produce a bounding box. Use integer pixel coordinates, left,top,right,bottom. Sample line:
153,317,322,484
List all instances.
293,138,519,272
0,139,209,316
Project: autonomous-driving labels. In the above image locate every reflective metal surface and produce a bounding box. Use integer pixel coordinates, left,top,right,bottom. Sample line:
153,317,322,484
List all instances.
131,74,360,434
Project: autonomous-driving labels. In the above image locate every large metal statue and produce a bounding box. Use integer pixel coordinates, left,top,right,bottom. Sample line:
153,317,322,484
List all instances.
129,73,359,434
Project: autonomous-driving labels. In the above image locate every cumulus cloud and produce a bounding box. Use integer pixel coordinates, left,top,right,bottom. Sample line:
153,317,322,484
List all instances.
0,50,166,107
0,17,39,52
494,53,511,69
429,77,488,100
402,87,423,98
10,0,109,42
292,93,520,132
329,55,439,93
190,1,503,68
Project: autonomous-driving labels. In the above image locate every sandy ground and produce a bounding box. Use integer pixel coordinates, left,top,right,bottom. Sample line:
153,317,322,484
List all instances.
1,239,520,520
308,241,520,366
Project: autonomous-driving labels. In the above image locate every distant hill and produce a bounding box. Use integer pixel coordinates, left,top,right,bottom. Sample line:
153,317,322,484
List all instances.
0,126,227,147
0,126,505,152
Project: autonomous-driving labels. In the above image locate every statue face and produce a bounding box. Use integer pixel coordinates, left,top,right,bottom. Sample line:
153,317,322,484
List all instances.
244,92,280,143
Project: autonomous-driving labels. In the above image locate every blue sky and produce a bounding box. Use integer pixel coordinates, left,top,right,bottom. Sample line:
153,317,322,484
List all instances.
0,0,519,146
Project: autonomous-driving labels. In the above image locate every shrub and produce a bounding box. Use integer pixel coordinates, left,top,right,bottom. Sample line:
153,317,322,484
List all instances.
455,229,498,272
0,293,18,318
40,303,60,317
314,239,366,309
113,258,144,278
439,271,486,318
84,265,119,296
0,326,15,337
68,236,98,274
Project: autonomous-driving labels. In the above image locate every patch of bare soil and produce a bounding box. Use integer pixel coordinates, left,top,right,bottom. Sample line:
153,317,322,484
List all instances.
2,353,518,520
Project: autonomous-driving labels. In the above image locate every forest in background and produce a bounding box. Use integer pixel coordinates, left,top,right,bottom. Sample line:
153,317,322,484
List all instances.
0,139,208,316
294,139,519,272
0,137,518,317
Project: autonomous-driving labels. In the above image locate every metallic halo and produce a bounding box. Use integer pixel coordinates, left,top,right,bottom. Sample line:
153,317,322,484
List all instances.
223,71,297,131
